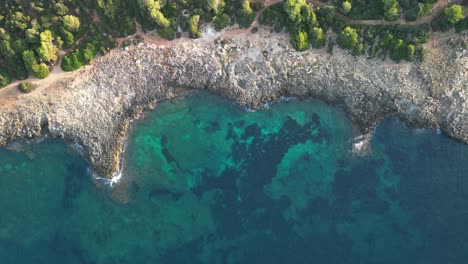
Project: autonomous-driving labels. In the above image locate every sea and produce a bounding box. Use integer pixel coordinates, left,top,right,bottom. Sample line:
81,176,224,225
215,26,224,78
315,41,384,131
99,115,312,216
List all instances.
1,92,467,263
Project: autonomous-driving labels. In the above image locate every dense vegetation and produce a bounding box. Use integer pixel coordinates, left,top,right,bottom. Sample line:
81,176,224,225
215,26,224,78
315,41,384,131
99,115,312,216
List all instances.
0,0,466,88
0,0,261,88
260,0,467,62
18,81,35,93
0,0,115,87
329,0,437,21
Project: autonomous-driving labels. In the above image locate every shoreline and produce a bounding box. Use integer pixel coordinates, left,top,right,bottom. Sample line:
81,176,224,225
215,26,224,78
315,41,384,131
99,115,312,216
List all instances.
0,26,466,179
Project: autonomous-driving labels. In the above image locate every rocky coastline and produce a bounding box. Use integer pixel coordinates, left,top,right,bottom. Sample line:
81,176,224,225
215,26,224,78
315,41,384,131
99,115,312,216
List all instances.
0,28,466,179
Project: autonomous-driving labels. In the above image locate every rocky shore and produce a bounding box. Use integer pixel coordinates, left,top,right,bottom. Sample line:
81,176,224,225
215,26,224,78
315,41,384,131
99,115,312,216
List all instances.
0,28,466,179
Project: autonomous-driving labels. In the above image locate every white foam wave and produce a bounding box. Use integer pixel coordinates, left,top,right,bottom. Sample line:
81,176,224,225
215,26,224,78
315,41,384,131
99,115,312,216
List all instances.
90,168,123,188
351,133,372,156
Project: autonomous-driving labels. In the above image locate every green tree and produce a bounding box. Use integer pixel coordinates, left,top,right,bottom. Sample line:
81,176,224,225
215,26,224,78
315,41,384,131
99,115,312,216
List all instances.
32,63,50,79
342,1,352,14
25,28,39,43
407,44,415,61
237,0,255,28
37,30,59,62
11,56,28,80
12,39,27,53
206,0,225,13
0,40,15,58
22,50,37,72
383,0,399,21
63,15,81,32
291,30,310,51
354,43,364,56
390,38,407,62
54,2,69,16
320,6,336,26
284,0,307,24
189,15,201,38
0,69,12,88
61,51,84,71
39,30,54,43
302,4,317,28
444,5,465,25
7,12,30,32
214,13,229,31
0,28,9,40
60,29,75,48
97,0,122,20
83,42,97,63
338,26,359,49
138,0,170,28
310,26,325,47
18,81,35,93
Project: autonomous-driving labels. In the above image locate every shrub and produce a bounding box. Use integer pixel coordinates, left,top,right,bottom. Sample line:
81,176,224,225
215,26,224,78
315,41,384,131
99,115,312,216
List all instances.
259,4,289,32
63,15,81,32
61,50,84,71
455,17,468,33
189,15,202,38
32,63,50,79
390,39,407,62
291,30,310,51
60,29,75,48
444,5,465,25
237,0,255,28
18,81,35,93
214,13,229,31
83,42,97,63
342,1,352,14
383,0,399,21
338,26,359,50
22,50,37,72
407,44,415,61
354,43,364,56
310,26,325,47
0,70,12,88
156,25,175,40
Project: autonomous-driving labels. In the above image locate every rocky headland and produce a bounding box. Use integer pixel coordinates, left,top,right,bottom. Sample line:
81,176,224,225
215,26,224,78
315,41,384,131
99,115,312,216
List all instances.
0,28,466,179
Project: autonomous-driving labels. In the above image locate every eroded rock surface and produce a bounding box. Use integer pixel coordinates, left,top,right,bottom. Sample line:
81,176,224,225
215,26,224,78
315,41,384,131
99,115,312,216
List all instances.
0,29,466,178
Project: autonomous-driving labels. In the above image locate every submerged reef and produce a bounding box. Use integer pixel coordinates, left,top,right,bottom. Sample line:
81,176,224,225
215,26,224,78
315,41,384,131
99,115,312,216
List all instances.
0,29,466,178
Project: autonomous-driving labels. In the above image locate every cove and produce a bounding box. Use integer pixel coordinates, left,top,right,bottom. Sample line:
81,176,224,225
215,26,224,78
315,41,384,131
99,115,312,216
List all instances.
1,92,468,263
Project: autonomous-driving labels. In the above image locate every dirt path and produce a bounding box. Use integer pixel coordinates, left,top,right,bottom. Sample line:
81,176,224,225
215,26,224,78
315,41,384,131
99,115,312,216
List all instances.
222,0,284,39
309,0,465,26
0,69,73,106
0,0,464,101
255,0,464,27
252,0,284,28
116,22,170,47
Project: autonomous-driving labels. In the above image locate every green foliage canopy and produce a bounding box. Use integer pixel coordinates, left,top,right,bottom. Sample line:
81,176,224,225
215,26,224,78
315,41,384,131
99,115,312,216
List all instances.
291,30,310,51
237,0,255,28
63,15,80,32
37,30,58,62
18,81,35,93
444,5,465,25
138,0,170,28
338,26,359,49
342,1,352,14
189,15,201,38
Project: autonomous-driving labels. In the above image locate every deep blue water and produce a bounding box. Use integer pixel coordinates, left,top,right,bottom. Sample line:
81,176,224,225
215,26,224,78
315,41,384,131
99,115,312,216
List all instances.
1,92,468,263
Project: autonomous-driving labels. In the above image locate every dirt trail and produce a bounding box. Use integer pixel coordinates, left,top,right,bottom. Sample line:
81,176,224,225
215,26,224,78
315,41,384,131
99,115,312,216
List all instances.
251,0,464,27
0,0,464,99
309,0,465,26
221,0,283,39
0,70,74,107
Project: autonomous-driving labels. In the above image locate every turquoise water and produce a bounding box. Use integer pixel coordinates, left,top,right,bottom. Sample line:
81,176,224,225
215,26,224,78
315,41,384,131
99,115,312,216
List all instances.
1,92,468,263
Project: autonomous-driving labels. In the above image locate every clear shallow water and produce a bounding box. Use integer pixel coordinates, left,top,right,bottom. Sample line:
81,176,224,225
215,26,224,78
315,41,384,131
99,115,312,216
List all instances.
1,92,468,263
